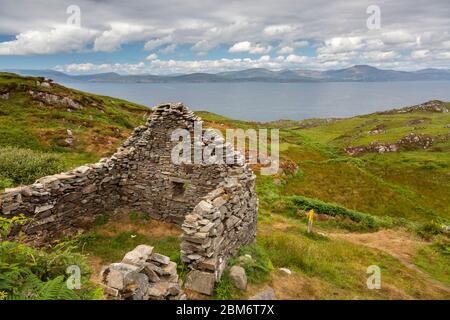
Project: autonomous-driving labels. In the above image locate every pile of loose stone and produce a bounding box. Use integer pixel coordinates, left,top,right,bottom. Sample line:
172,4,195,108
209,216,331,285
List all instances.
101,245,186,300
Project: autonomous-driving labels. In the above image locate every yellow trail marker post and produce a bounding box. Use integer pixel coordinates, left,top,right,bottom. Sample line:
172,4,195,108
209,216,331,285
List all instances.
307,209,314,233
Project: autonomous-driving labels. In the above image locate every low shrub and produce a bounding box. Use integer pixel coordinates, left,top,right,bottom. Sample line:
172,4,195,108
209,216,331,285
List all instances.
0,216,101,300
231,245,273,284
0,147,66,185
0,240,102,300
416,221,444,240
289,195,386,229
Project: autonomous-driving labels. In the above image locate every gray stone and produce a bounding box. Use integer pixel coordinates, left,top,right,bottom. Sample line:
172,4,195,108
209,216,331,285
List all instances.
101,284,120,297
198,257,217,271
151,253,170,265
162,261,177,276
184,270,216,295
82,184,97,194
125,272,149,300
101,263,139,290
279,267,292,275
249,286,276,300
75,165,91,174
229,265,247,290
141,264,161,282
122,245,154,266
34,204,54,214
199,222,215,233
147,281,170,298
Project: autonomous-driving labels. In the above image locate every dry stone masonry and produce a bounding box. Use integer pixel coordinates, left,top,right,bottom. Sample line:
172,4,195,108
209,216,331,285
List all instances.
0,103,258,295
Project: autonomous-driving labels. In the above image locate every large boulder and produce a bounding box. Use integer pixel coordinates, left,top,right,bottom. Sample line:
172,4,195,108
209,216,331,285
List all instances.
229,265,247,290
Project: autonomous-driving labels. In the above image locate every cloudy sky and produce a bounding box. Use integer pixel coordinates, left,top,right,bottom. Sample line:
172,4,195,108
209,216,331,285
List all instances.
0,0,449,74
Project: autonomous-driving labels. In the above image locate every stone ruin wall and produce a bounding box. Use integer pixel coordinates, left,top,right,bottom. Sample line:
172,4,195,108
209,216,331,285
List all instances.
0,103,258,294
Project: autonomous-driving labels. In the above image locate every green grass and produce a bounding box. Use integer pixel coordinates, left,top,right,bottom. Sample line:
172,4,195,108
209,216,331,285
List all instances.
77,231,181,263
414,241,450,284
230,245,273,284
0,72,149,186
0,146,66,187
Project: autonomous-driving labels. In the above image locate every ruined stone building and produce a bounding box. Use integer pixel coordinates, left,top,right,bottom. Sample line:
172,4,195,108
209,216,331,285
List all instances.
0,103,259,295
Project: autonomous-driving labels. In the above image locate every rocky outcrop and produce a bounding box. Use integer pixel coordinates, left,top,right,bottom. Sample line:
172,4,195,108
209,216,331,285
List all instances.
28,90,83,110
0,102,258,295
345,133,433,156
368,124,386,135
101,245,185,300
376,100,449,115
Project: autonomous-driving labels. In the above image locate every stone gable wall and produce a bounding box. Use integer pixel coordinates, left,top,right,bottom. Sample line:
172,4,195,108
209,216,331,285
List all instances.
0,103,258,294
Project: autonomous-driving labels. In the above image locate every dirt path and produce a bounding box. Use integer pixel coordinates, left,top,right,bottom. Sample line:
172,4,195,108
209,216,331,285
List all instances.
329,228,450,294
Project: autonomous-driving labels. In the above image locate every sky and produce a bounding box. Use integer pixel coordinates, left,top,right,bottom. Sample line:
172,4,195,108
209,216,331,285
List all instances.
0,0,449,74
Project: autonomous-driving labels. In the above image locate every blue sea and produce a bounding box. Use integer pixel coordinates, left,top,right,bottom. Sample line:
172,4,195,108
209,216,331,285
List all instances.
62,81,450,121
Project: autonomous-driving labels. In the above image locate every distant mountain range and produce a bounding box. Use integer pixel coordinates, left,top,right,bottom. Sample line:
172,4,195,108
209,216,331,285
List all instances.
4,65,450,83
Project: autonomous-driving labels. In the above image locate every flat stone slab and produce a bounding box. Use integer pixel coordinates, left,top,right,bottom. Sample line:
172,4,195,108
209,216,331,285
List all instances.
184,270,216,296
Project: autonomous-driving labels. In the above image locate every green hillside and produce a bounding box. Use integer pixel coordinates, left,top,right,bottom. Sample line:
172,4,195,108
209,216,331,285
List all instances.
0,72,148,187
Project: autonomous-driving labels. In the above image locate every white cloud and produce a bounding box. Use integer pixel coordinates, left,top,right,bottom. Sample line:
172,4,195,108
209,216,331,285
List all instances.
263,24,293,36
291,40,309,48
1,1,449,70
410,50,430,59
277,46,294,55
146,53,158,60
55,54,314,75
144,36,173,51
285,54,308,63
55,62,145,74
381,30,416,45
229,41,272,54
93,23,146,52
363,50,400,61
159,43,177,54
0,25,96,55
318,36,364,54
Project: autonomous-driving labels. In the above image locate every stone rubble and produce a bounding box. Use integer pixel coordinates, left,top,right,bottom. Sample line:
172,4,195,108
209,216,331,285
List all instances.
101,245,186,300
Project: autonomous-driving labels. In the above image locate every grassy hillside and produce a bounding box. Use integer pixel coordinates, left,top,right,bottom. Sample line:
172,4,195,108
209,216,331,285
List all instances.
0,72,148,187
200,102,450,223
1,73,448,299
197,104,450,299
